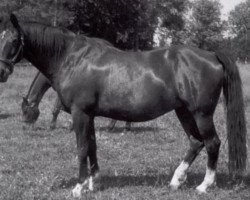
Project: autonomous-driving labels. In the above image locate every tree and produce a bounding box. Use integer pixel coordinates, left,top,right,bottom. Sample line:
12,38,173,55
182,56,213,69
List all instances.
228,0,250,61
0,0,73,27
0,0,23,18
155,0,190,46
18,0,73,26
187,0,224,51
0,0,191,50
65,0,158,50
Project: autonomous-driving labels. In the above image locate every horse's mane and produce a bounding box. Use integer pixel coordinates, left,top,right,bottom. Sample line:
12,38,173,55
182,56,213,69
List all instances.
21,22,114,59
21,22,75,58
85,37,113,47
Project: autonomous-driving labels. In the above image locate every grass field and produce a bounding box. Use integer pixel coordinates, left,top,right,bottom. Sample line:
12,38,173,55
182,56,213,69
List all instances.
0,63,250,200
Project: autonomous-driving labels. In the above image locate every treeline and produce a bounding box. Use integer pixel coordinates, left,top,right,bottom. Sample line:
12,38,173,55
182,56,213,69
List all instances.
1,0,250,61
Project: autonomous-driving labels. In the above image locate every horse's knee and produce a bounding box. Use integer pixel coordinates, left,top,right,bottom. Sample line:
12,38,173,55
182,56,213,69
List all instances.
205,136,221,154
190,136,204,149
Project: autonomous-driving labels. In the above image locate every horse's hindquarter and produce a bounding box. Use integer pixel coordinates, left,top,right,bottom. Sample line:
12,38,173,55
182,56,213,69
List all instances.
170,46,224,112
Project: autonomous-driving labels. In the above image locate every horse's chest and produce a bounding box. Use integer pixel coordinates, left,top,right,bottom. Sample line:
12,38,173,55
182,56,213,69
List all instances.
56,69,97,109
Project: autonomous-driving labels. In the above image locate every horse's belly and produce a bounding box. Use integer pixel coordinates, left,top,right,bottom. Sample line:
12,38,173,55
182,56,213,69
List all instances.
97,73,178,121
97,95,176,121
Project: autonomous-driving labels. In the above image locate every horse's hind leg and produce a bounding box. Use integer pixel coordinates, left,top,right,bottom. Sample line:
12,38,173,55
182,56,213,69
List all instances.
194,113,220,193
125,122,131,131
108,119,117,131
170,107,204,190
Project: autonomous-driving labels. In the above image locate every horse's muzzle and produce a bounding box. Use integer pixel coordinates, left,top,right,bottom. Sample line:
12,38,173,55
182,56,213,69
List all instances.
0,64,12,82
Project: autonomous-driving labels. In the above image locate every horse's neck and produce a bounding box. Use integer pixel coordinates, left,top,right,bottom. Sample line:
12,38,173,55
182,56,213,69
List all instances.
26,72,51,105
21,23,74,80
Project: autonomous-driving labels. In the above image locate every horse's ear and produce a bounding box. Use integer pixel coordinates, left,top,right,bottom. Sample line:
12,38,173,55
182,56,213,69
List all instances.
10,13,20,29
10,13,24,42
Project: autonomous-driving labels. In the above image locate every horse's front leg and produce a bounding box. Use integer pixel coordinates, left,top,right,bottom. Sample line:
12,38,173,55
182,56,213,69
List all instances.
71,106,98,198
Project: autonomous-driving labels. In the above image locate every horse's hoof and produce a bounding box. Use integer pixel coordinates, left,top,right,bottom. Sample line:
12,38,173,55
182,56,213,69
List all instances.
72,183,83,198
196,185,207,194
72,176,97,197
169,184,179,191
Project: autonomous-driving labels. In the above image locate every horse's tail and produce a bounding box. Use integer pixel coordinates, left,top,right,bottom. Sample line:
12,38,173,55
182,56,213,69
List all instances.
216,51,247,178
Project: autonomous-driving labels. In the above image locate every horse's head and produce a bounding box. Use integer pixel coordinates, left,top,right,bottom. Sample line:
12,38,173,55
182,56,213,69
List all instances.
21,97,40,124
0,14,24,82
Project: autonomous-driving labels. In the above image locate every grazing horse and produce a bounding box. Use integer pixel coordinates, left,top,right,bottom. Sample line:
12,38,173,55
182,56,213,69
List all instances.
22,71,131,130
0,14,246,197
21,71,64,129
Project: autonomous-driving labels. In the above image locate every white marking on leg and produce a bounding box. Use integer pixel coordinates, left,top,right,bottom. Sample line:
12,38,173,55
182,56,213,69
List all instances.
72,179,88,198
170,161,189,190
72,183,83,198
88,176,94,191
89,172,100,191
196,167,216,193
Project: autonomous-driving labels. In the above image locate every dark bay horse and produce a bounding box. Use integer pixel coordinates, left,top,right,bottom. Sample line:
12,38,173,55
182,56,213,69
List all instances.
22,71,131,130
0,14,247,197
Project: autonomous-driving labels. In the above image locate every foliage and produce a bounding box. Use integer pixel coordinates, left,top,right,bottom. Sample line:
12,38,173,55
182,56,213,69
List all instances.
186,0,225,51
0,0,23,18
155,0,190,46
0,0,191,50
1,0,249,59
64,0,159,50
228,0,250,61
19,0,73,26
0,0,73,26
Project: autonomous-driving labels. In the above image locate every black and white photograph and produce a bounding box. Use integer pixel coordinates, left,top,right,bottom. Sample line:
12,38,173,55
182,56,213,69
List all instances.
0,0,249,199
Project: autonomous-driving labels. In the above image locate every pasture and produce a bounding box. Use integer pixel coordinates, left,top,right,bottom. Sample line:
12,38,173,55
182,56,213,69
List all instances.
0,63,249,200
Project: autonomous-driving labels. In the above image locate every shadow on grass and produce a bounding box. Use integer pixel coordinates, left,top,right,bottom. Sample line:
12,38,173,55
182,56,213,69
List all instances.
0,113,13,119
187,172,250,190
51,177,78,191
51,172,250,191
51,174,170,191
98,126,162,134
98,174,170,190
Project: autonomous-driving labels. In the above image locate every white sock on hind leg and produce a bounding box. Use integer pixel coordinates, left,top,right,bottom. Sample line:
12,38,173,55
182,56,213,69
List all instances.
196,167,215,193
170,161,189,190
